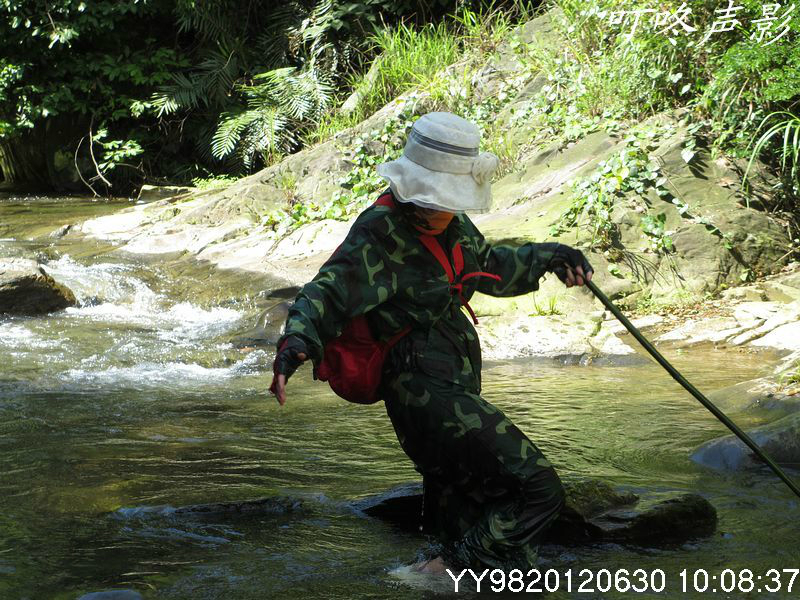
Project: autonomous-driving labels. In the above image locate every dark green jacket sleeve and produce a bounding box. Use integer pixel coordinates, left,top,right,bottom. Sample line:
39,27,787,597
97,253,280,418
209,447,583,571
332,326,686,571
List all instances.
465,217,556,297
279,223,399,363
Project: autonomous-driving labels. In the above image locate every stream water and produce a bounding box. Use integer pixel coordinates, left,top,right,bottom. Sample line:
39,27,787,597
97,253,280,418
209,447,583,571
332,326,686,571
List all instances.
1,195,799,599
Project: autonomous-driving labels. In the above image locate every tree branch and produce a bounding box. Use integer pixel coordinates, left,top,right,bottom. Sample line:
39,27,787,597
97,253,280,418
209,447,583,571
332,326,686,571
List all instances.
87,117,112,190
74,135,99,197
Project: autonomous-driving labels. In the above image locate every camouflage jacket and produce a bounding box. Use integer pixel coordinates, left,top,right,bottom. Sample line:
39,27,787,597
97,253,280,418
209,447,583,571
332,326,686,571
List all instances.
279,191,559,392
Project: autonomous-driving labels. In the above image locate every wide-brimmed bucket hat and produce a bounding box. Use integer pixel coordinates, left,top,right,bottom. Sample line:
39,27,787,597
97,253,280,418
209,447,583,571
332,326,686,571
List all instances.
376,112,500,213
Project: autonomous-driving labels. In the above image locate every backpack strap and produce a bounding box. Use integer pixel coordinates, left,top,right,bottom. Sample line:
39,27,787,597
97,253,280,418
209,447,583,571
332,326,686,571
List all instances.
419,235,501,325
373,191,395,208
375,191,502,325
419,235,455,282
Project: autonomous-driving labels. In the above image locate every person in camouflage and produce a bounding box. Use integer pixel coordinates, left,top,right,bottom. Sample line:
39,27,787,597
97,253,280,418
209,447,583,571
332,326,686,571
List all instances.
271,112,593,573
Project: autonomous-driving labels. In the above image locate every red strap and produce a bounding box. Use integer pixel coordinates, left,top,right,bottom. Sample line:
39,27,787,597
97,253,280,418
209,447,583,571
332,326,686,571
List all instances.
452,242,464,276
417,237,506,325
387,325,412,347
418,235,455,282
374,193,503,326
374,192,395,208
461,271,502,283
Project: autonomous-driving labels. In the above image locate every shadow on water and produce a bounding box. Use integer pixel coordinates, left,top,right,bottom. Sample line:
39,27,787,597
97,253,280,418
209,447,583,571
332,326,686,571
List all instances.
1,196,799,598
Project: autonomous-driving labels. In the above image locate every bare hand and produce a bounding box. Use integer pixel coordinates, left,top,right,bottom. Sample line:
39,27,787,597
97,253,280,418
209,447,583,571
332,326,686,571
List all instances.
271,352,306,406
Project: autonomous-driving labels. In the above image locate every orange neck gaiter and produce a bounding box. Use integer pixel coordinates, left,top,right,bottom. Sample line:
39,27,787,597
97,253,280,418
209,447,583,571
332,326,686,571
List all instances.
411,209,455,235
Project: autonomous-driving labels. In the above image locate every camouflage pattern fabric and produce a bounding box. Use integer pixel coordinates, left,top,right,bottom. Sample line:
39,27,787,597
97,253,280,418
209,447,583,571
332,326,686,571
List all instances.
382,370,565,570
278,190,565,569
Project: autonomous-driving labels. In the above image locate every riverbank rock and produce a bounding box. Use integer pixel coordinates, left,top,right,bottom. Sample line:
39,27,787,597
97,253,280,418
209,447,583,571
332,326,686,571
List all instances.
691,412,800,471
0,258,76,315
705,377,800,417
657,300,800,353
74,8,793,361
136,184,192,202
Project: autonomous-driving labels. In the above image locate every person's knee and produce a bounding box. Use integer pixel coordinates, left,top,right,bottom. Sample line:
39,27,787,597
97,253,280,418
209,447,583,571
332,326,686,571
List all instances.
522,467,565,515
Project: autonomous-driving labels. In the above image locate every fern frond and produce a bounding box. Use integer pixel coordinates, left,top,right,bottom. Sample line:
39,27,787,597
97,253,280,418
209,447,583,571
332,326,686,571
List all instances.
212,109,260,159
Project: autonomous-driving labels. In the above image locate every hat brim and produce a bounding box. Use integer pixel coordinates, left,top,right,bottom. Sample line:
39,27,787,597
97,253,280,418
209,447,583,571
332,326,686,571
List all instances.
376,156,492,214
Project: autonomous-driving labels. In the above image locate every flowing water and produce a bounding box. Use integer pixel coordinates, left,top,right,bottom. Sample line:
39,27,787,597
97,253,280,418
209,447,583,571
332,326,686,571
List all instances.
1,195,799,599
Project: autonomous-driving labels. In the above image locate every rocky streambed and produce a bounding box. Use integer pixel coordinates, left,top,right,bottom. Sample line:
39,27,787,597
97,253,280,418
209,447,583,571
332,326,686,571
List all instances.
2,192,800,598
4,8,800,590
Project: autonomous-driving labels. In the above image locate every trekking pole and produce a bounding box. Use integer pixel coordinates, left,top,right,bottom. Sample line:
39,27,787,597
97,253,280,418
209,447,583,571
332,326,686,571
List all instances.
586,279,800,500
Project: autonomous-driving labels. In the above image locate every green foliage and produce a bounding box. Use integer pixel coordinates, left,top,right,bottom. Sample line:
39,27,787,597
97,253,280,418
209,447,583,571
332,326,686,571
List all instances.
260,108,416,230
783,361,800,386
92,129,143,173
700,2,800,157
531,294,561,316
543,0,799,216
552,136,671,251
212,66,333,167
640,212,674,254
744,111,800,200
331,21,461,124
0,0,185,188
552,120,735,260
0,0,536,191
4,0,796,206
191,174,238,189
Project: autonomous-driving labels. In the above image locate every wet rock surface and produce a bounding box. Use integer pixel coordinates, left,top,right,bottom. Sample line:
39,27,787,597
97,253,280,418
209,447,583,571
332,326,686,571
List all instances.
118,479,716,549
115,495,305,521
357,480,717,548
0,258,77,315
690,347,800,471
229,300,291,348
691,412,800,471
593,494,717,544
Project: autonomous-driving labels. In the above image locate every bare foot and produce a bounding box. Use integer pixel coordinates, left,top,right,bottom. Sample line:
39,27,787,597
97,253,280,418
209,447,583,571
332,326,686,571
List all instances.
412,556,448,574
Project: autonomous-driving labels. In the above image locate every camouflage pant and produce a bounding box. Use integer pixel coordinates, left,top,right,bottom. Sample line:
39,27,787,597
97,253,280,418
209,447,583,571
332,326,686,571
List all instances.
382,370,565,570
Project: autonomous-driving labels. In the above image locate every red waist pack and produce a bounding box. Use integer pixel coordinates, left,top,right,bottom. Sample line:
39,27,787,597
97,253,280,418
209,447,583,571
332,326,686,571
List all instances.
315,315,410,404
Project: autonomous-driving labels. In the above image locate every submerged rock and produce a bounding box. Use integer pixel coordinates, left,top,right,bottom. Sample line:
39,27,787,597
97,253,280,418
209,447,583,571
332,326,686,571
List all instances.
77,591,143,600
563,479,639,517
357,479,716,547
0,258,76,315
115,495,305,521
594,494,717,544
171,495,304,518
230,300,291,348
118,480,715,549
691,412,800,471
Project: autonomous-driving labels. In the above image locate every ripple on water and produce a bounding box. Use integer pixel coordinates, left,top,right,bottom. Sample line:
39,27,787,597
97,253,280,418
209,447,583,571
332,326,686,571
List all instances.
3,233,798,598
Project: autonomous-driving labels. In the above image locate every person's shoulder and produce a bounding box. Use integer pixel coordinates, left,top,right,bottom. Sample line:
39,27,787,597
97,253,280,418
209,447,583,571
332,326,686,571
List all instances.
350,191,404,239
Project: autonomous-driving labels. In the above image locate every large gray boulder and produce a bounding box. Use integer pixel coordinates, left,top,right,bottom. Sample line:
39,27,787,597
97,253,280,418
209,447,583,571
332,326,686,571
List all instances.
691,412,800,470
0,258,76,315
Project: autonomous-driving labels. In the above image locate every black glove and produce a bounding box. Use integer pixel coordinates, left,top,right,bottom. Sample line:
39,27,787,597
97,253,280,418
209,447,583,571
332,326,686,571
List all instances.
541,243,594,284
269,335,309,395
